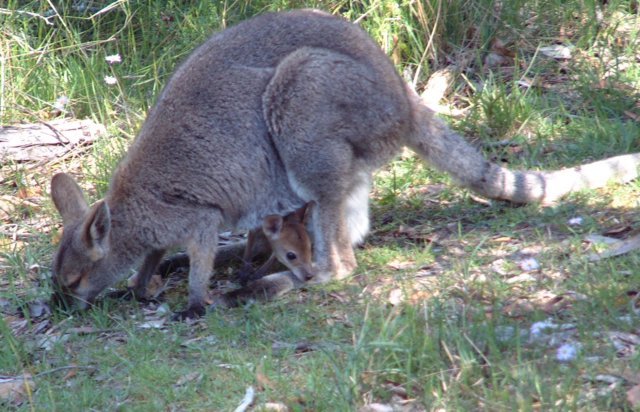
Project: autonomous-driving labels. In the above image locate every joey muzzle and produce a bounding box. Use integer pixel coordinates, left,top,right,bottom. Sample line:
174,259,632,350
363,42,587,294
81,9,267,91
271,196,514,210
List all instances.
294,265,317,282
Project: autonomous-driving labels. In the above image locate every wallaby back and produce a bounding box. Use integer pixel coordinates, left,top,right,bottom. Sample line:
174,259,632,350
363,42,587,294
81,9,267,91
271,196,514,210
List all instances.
50,9,640,318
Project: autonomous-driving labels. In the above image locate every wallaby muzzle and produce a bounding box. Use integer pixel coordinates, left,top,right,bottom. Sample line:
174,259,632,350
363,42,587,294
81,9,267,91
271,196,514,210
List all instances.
50,276,92,311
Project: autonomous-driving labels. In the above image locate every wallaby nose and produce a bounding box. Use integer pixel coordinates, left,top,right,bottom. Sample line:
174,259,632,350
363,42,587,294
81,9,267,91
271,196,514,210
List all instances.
303,265,317,281
50,288,73,310
49,277,81,310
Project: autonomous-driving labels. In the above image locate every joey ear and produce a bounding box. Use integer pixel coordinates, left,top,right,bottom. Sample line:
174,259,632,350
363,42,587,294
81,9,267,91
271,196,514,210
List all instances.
262,215,283,239
295,200,316,225
81,200,111,261
51,173,89,224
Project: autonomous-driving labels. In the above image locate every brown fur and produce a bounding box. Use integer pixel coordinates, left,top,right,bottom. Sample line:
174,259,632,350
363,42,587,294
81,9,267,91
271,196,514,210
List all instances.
238,201,315,285
50,10,640,318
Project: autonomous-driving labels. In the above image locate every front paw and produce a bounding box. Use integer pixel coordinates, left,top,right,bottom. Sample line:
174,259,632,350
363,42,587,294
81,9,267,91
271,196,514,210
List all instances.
171,304,206,321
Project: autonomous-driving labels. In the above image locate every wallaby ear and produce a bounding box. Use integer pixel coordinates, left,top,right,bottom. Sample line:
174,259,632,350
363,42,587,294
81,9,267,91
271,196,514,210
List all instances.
297,200,316,225
81,200,111,261
51,173,89,224
262,215,283,239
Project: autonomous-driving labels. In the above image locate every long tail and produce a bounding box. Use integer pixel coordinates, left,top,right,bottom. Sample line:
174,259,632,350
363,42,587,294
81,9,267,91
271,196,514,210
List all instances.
406,95,640,204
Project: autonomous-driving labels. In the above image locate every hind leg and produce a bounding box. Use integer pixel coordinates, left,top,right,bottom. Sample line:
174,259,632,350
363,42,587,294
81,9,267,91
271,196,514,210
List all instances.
263,47,405,282
309,200,356,282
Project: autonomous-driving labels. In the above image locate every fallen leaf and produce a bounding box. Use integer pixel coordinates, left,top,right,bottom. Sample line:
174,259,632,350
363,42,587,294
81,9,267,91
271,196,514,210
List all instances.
589,233,640,261
257,402,289,411
181,335,218,347
174,372,202,387
624,110,640,122
37,333,69,351
137,318,166,329
28,300,50,318
608,331,640,358
420,67,455,108
388,289,403,306
603,224,633,237
0,374,35,405
539,44,574,59
63,365,78,381
358,404,394,412
66,326,101,335
256,370,274,391
506,273,537,284
584,234,620,245
271,341,317,354
387,259,415,270
627,384,640,408
484,52,509,68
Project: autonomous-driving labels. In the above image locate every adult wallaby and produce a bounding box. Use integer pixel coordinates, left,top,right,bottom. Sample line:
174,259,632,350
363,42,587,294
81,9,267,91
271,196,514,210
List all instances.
50,9,640,319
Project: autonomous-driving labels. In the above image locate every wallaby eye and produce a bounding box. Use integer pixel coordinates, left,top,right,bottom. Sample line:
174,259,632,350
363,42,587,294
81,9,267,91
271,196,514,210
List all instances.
286,252,297,261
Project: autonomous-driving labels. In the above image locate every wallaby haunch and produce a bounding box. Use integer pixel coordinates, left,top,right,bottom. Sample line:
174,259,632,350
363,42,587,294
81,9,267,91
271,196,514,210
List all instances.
50,9,640,319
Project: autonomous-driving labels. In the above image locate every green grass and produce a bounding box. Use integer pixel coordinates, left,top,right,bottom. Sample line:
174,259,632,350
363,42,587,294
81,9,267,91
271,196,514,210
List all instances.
2,0,640,410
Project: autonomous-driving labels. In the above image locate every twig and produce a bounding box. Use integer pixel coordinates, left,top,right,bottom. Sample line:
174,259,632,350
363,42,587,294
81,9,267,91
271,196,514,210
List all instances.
0,9,54,25
233,386,255,412
14,104,70,144
35,365,96,378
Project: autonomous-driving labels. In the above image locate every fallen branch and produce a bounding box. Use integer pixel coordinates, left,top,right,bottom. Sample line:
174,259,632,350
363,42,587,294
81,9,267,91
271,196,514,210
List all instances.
234,386,255,412
0,118,105,163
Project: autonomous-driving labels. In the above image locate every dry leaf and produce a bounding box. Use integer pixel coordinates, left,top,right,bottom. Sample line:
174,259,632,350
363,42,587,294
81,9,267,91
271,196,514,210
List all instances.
584,234,620,245
627,384,640,408
174,372,202,387
387,259,415,270
608,331,640,358
67,326,100,335
624,110,640,122
271,341,316,354
0,374,35,405
37,333,69,351
257,403,289,411
589,233,640,261
388,289,403,306
420,67,455,108
256,371,273,391
603,224,633,237
28,300,50,318
484,52,509,68
359,404,394,412
137,318,166,329
539,44,573,59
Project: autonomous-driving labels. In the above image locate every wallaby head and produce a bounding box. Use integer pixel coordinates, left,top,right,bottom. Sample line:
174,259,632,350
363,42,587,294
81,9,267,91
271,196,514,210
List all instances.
49,173,115,309
262,201,316,282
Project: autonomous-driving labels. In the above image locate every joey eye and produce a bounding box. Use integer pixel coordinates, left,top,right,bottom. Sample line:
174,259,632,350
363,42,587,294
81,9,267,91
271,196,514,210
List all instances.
286,252,297,261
